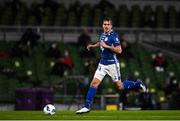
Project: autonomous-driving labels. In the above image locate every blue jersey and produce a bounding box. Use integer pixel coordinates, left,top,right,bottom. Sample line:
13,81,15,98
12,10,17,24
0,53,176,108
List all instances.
98,31,121,65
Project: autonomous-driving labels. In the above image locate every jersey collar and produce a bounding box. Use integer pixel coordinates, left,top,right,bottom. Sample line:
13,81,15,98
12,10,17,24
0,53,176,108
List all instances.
103,30,113,35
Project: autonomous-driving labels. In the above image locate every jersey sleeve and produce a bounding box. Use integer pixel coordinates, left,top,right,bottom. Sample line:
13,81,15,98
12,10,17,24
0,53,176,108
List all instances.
113,34,121,46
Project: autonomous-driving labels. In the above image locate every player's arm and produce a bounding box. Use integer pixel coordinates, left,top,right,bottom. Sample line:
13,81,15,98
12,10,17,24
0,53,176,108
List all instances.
87,42,100,51
100,41,122,54
110,45,122,54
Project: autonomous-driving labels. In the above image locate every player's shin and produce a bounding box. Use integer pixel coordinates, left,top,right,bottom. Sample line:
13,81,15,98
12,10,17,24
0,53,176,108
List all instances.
84,86,97,109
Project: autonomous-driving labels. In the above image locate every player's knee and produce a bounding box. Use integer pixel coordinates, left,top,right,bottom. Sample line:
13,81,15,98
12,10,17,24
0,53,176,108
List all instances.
115,81,123,90
90,78,101,88
90,81,99,88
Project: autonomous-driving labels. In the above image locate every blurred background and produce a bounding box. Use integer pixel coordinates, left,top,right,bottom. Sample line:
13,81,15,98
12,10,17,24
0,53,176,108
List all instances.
0,0,179,111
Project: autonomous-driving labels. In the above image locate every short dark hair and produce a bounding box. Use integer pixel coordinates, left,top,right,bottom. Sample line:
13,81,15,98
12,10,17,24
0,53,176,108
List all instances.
103,17,113,25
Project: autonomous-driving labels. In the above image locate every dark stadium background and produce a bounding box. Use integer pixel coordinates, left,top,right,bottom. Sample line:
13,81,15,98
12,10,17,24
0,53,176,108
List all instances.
0,0,179,112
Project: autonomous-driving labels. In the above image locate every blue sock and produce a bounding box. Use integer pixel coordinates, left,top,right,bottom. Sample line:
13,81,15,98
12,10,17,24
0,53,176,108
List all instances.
123,80,139,89
84,87,97,109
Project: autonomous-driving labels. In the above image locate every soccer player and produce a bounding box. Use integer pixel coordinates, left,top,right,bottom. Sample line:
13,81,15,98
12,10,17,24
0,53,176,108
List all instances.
76,18,146,114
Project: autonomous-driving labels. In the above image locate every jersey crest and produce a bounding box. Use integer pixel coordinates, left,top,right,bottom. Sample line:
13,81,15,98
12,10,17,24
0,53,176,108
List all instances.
99,35,106,41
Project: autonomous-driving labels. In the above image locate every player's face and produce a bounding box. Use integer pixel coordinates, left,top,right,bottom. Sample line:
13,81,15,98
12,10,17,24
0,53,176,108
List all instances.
102,20,112,33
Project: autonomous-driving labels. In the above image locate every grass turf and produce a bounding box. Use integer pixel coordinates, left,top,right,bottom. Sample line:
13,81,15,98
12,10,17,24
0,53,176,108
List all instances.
0,110,179,120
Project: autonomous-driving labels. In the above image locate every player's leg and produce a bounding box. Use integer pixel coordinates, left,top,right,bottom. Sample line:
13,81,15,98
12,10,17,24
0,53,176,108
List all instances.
76,64,106,114
114,80,145,90
109,63,146,91
76,78,101,114
114,79,146,92
84,78,101,109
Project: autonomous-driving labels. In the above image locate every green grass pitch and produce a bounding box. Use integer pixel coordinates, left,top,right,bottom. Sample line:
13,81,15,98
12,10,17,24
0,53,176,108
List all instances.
0,110,179,120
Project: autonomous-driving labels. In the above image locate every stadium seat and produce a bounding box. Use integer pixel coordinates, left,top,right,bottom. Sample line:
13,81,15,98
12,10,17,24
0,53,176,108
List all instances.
155,5,166,28
27,16,38,26
67,11,78,26
54,4,67,26
14,3,28,25
1,7,14,25
167,6,178,28
131,5,142,28
93,9,103,27
117,5,129,27
80,4,92,26
143,5,154,27
41,7,54,26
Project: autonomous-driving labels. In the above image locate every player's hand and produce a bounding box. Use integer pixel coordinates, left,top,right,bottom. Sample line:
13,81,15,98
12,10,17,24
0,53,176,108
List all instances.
87,44,93,51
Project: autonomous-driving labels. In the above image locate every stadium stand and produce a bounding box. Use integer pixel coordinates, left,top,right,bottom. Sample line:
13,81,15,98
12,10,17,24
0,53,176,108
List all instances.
0,40,180,108
0,1,179,28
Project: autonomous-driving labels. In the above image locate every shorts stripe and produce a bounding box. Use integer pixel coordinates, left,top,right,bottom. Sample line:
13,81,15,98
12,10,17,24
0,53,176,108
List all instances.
113,54,121,80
